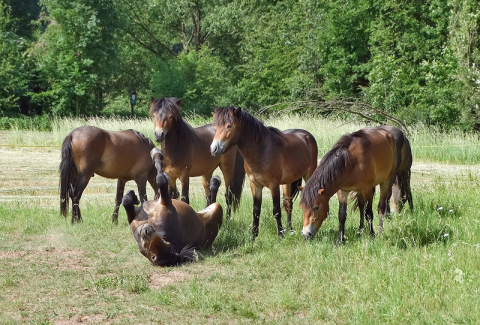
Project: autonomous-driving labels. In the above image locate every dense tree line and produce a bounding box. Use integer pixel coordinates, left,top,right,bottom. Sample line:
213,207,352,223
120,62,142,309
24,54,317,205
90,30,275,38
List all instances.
0,0,479,129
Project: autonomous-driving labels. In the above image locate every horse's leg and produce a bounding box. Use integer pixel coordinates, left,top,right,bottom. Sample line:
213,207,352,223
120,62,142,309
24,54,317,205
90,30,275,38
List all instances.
168,175,179,199
71,173,91,223
378,179,391,232
282,184,293,233
219,159,234,221
179,172,190,204
112,178,127,223
337,190,349,243
250,180,263,240
356,192,366,237
363,189,375,238
135,173,148,204
201,172,213,208
271,185,284,239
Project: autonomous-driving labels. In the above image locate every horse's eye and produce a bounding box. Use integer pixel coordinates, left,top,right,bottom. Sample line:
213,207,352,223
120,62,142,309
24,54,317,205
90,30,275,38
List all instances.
313,206,319,212
151,255,157,262
226,124,232,129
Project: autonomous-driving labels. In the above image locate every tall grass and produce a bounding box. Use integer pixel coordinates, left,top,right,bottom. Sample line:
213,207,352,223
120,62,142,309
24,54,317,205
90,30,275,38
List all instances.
2,115,479,165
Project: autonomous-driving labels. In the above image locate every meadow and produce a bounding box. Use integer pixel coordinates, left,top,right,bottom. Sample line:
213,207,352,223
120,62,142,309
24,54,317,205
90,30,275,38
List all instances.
0,115,479,324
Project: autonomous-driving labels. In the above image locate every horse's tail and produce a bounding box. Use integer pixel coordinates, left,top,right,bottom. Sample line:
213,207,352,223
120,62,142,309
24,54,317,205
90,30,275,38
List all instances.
230,149,246,212
59,133,77,217
160,244,200,267
398,170,414,212
290,178,303,201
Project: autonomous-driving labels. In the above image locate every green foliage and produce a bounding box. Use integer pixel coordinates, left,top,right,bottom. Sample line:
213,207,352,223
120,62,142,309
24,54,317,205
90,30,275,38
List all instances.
150,47,233,114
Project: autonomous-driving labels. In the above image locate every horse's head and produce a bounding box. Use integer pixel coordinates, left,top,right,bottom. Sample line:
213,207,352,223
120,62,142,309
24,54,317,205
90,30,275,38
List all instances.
211,106,242,156
130,220,181,266
149,97,184,142
301,189,329,239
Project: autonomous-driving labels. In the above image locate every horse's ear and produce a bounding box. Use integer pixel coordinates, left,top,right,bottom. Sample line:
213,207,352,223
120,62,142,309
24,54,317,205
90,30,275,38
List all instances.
234,107,242,116
151,97,156,103
317,189,324,196
175,98,185,108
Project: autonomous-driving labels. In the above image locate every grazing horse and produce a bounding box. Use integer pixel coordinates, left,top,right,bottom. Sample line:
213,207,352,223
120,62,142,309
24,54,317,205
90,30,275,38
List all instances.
149,97,245,220
60,126,158,223
300,127,396,242
122,148,223,266
379,126,413,213
210,106,318,239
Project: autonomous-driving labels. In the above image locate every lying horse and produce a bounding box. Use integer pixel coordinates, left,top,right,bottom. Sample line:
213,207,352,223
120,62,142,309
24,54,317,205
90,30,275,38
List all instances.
122,148,223,266
60,126,158,223
301,127,396,242
149,97,245,220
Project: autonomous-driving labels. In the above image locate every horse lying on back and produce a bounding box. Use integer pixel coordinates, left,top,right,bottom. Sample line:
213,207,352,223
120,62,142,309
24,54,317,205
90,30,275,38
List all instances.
122,149,223,266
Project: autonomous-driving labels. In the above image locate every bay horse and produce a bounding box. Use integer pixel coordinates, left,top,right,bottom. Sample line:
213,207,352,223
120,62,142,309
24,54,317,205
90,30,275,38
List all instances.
379,126,413,213
149,97,245,220
300,127,396,242
210,106,318,240
60,126,159,223
122,148,223,266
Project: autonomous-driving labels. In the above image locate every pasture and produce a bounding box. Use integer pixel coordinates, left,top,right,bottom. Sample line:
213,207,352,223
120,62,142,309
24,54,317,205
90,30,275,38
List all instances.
1,115,480,324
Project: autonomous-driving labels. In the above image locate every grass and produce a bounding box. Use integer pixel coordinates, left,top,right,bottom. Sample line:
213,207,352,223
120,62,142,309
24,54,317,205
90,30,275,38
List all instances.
1,117,480,324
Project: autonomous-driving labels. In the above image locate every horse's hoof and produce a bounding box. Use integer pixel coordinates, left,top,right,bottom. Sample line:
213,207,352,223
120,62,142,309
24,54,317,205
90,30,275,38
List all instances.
289,230,296,235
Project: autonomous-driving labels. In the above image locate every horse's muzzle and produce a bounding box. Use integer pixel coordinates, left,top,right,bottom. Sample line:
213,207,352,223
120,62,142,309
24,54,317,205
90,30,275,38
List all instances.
302,225,316,239
210,140,225,157
154,130,165,142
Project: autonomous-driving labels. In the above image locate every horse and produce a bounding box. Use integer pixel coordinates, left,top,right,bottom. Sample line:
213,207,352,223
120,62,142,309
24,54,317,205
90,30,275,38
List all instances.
122,148,223,266
60,126,159,223
379,126,413,213
300,127,396,242
149,97,245,220
210,106,318,240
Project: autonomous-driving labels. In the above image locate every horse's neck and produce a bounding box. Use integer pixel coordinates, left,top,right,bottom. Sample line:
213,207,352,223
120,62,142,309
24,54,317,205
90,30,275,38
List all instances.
235,128,268,169
162,121,194,157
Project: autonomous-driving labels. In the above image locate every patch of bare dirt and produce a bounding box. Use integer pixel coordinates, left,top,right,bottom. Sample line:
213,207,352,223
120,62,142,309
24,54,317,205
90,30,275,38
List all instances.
53,314,107,324
149,270,191,289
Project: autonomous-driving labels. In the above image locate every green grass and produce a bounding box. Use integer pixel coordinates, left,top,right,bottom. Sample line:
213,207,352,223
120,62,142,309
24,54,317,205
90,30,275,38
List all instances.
1,117,480,324
1,114,479,164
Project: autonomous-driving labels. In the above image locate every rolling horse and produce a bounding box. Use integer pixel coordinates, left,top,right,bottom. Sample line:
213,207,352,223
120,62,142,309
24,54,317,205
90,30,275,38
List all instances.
60,126,159,223
210,106,318,240
300,127,397,242
150,97,245,220
122,148,223,266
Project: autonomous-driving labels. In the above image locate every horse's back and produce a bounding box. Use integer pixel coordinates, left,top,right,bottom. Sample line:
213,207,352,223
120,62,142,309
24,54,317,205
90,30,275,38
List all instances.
345,128,396,189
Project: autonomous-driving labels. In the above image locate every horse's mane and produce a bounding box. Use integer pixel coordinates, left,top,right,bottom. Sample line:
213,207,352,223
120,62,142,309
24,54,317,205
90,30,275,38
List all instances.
150,97,193,143
214,106,284,142
301,130,370,208
131,130,154,148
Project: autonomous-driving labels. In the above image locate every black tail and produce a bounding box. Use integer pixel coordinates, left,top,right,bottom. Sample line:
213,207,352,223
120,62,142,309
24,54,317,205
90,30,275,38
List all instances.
160,244,200,267
397,171,414,212
59,134,77,217
290,178,303,201
229,149,246,212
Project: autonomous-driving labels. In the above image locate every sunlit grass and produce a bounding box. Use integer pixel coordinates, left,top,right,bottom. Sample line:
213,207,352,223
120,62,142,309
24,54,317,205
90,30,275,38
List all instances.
3,115,478,164
1,115,480,323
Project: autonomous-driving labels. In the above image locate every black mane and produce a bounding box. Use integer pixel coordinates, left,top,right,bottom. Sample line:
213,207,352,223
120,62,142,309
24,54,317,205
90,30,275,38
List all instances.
214,106,284,143
131,130,154,148
150,97,193,143
300,130,370,208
